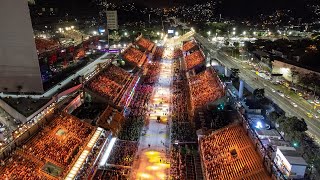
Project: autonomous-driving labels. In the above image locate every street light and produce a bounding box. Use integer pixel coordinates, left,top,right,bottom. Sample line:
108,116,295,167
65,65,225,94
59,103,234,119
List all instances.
175,31,179,36
157,32,160,35
253,31,257,35
232,31,236,35
92,31,98,35
124,32,128,36
233,27,236,31
71,26,75,29
243,31,246,36
207,31,211,36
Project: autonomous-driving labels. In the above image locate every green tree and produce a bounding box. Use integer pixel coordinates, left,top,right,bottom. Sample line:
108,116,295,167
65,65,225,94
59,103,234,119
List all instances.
230,68,240,81
253,88,265,102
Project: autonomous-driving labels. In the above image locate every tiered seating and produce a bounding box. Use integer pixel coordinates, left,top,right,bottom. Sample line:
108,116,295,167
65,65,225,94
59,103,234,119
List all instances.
107,140,138,167
35,38,60,54
182,40,196,52
188,68,224,109
87,65,131,102
0,114,95,179
24,114,94,166
61,29,89,45
185,50,205,70
136,37,154,51
200,124,271,180
0,154,44,180
122,47,146,66
153,47,164,61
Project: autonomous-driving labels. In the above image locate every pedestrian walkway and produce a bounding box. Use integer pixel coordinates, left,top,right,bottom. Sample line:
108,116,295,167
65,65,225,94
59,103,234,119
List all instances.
131,48,174,180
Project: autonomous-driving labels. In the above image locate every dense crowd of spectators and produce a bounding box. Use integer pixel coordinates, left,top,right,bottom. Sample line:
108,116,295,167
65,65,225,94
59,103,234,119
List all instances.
24,114,94,166
107,140,138,167
144,62,160,84
87,65,131,102
200,125,268,179
182,40,196,52
184,50,205,70
188,68,224,109
173,49,183,59
94,167,130,180
0,113,95,179
122,47,146,66
136,37,154,51
153,47,164,61
0,154,44,180
35,38,60,54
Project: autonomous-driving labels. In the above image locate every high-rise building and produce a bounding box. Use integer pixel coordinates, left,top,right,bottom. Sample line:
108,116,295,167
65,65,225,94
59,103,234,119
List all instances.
106,11,118,30
0,0,43,93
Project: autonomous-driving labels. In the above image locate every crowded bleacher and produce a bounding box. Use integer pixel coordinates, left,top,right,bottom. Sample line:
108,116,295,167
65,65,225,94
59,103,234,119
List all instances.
182,40,196,52
122,47,147,67
200,124,271,180
188,68,225,109
87,64,131,103
0,113,95,179
135,37,155,51
184,50,205,70
35,38,60,54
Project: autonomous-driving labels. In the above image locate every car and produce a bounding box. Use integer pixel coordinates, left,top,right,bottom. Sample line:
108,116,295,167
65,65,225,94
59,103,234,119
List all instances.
271,88,276,93
291,102,298,107
307,113,313,118
314,114,319,119
285,95,291,99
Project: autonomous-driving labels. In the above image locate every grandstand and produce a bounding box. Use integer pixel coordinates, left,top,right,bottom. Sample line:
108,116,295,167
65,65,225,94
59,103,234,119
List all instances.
184,50,205,70
188,68,225,109
86,64,141,108
182,40,197,52
0,113,96,179
199,123,271,180
135,37,155,52
35,38,61,54
122,46,147,67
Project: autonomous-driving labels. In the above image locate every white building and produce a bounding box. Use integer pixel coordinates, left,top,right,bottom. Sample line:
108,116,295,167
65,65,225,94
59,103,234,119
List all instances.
0,0,43,93
274,146,307,179
255,129,281,140
106,11,118,30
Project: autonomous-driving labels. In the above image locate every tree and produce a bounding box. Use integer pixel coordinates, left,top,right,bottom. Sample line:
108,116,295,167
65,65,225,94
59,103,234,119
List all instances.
253,88,265,102
230,68,240,81
268,111,280,123
290,67,299,85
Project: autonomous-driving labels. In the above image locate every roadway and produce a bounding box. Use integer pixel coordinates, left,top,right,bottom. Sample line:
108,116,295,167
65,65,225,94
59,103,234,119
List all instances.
194,33,320,144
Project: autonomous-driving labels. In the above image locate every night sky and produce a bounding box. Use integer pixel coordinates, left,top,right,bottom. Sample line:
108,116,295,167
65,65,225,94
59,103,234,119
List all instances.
37,0,308,18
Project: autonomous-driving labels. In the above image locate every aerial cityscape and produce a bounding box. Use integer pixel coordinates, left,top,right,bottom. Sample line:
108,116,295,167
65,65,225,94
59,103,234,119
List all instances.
1,0,320,179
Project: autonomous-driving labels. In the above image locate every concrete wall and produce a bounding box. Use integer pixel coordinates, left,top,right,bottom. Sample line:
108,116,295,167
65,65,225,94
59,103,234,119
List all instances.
0,0,43,93
272,60,320,83
0,98,27,123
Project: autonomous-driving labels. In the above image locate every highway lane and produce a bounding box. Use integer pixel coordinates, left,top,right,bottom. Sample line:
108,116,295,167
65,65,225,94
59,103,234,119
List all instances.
194,33,320,144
